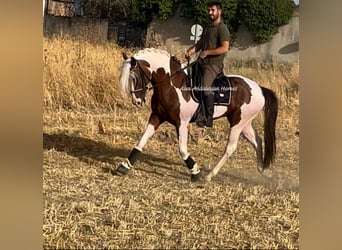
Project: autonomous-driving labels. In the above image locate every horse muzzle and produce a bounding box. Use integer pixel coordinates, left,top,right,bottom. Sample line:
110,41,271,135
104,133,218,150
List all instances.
132,97,143,107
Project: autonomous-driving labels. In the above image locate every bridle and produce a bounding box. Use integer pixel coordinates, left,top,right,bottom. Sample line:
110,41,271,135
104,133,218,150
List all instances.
129,63,154,95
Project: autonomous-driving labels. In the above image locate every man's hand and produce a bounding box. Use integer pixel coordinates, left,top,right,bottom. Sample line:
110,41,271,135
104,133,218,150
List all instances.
199,50,209,59
185,47,196,59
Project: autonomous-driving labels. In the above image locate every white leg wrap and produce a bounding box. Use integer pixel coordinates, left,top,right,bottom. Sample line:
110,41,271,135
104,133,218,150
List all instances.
190,163,200,175
121,159,132,170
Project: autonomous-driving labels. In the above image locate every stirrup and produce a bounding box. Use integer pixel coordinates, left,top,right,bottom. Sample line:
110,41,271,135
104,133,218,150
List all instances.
196,119,207,128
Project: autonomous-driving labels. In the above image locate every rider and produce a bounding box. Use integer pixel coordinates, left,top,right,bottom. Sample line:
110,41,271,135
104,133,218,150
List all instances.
185,1,230,128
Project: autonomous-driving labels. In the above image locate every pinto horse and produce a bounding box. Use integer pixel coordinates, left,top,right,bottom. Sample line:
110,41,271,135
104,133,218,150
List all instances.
115,48,278,182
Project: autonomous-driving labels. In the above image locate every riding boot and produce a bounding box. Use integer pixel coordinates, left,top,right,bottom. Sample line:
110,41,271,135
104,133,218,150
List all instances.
204,94,214,127
196,94,215,128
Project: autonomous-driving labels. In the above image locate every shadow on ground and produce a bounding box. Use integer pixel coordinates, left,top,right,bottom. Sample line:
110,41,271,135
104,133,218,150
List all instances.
43,133,298,189
43,133,182,174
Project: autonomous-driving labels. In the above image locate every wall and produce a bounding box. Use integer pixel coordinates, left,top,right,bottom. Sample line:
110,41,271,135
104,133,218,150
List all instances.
227,12,299,63
146,11,299,64
43,6,299,63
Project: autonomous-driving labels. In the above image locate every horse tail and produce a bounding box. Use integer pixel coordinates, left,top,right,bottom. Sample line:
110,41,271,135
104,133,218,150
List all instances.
261,86,278,169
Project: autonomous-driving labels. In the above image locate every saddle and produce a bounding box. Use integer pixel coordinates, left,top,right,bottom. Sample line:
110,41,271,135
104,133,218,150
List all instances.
188,63,232,124
189,63,232,106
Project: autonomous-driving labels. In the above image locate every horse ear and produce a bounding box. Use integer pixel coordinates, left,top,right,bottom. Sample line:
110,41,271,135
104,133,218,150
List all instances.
122,51,128,60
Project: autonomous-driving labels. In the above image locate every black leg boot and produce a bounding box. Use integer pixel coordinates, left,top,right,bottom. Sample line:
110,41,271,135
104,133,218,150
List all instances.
196,97,207,128
204,94,215,127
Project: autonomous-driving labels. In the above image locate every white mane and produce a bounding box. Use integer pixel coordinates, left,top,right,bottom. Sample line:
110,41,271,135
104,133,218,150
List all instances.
119,59,132,96
133,48,170,57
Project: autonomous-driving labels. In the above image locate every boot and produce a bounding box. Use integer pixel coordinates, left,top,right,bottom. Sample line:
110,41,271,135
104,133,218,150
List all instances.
204,94,214,127
196,94,214,128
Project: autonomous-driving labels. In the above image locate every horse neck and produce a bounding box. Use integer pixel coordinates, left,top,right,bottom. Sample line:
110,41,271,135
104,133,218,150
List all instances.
135,52,171,73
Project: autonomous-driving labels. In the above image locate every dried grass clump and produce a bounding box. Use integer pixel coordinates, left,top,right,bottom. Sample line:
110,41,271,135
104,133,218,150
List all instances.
43,36,134,111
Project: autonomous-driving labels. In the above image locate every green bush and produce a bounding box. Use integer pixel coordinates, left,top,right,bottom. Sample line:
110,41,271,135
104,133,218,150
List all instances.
80,0,295,42
131,0,178,24
180,0,239,28
238,0,295,42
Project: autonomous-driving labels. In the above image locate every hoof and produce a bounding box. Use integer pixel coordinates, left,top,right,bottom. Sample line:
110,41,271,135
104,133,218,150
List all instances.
257,165,264,174
204,174,212,182
112,164,130,176
191,171,202,182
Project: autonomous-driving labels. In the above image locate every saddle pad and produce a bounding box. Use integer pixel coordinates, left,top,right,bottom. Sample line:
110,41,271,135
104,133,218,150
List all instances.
191,75,232,106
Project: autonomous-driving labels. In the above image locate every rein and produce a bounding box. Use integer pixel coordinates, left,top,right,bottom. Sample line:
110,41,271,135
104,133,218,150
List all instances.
130,85,154,94
170,58,201,78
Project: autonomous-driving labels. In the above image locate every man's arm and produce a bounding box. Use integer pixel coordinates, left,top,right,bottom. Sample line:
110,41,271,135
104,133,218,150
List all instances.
199,40,229,59
186,38,203,58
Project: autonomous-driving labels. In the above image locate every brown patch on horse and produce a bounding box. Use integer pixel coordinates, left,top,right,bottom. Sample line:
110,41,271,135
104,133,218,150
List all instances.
151,68,181,128
129,58,152,102
225,77,252,127
133,58,151,80
148,113,164,130
170,56,191,102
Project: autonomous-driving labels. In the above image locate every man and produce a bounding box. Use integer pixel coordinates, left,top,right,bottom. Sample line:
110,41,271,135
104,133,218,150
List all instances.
186,1,230,128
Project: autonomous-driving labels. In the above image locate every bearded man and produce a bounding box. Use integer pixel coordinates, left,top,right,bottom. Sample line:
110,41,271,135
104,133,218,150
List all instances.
186,1,230,128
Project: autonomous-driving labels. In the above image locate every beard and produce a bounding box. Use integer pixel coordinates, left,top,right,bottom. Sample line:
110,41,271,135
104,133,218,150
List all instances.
209,13,220,21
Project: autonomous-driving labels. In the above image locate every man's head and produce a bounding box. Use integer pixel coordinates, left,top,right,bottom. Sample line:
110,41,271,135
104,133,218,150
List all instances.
207,1,222,21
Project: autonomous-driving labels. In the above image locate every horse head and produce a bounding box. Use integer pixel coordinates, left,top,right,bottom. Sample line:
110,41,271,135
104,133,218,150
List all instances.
120,53,152,107
120,48,175,107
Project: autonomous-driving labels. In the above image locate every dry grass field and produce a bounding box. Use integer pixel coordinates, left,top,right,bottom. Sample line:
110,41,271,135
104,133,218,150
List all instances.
43,37,299,249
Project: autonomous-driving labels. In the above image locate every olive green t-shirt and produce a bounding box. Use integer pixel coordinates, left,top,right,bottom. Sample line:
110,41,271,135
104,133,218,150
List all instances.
200,22,230,67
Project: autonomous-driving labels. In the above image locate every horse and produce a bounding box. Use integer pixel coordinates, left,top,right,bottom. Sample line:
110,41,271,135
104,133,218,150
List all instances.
115,48,278,182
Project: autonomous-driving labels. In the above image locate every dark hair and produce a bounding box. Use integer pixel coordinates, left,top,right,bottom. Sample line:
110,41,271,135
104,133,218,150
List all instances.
207,1,222,10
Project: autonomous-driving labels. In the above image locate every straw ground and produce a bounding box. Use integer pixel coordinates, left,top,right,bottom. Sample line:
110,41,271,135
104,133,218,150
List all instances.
43,37,299,249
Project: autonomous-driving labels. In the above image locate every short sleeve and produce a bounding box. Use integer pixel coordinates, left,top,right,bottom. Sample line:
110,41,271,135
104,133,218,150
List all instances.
218,24,230,43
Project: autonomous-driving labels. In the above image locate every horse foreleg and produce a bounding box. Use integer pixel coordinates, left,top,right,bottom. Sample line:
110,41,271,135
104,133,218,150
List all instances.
205,125,243,182
178,122,201,181
114,114,162,176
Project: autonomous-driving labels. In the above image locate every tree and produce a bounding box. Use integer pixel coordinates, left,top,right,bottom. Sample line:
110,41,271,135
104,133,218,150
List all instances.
79,0,295,42
131,0,178,24
180,0,239,30
238,0,295,42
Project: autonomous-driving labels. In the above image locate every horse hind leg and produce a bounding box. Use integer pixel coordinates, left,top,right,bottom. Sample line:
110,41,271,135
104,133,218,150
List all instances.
241,122,264,173
205,125,243,182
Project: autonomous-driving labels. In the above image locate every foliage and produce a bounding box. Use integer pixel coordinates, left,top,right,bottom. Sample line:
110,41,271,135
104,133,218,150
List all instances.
180,0,239,29
131,0,177,24
237,0,295,42
79,0,295,42
80,0,176,22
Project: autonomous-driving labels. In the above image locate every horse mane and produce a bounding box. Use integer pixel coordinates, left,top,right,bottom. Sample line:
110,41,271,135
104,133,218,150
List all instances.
134,48,170,58
119,59,131,96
